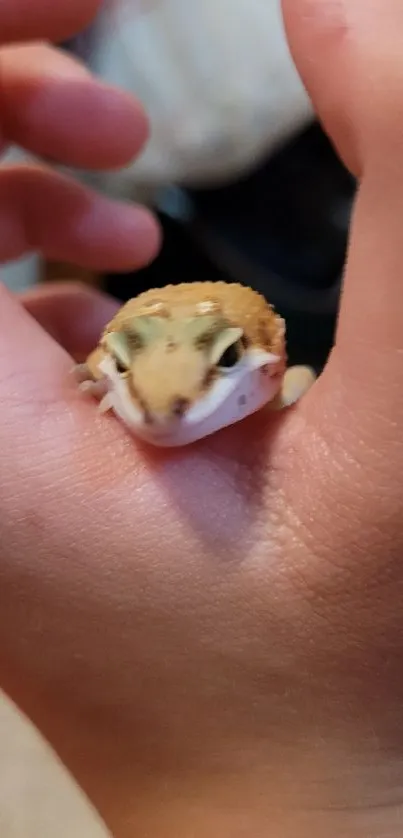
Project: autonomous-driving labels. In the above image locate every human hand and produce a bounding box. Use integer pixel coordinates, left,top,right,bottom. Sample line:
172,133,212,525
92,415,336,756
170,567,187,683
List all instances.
2,2,403,838
0,0,160,270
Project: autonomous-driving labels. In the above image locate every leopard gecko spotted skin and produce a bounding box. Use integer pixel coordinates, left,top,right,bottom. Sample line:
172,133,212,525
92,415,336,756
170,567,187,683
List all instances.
74,281,315,447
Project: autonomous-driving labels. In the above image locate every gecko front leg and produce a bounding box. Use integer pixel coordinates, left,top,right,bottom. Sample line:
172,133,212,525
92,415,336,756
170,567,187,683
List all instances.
72,363,113,413
271,365,316,410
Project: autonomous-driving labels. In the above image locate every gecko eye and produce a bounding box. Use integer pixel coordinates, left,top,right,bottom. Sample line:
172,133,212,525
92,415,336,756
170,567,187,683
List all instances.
104,331,133,375
217,341,243,369
114,359,128,375
109,353,129,375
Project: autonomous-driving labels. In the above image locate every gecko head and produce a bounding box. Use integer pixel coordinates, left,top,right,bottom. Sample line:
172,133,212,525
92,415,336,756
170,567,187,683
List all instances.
99,311,283,446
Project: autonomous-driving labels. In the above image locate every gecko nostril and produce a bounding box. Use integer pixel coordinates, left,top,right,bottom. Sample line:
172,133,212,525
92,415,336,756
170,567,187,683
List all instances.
171,396,190,418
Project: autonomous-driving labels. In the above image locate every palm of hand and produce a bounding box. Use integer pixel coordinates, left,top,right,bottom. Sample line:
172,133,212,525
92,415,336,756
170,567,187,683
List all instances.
1,0,403,835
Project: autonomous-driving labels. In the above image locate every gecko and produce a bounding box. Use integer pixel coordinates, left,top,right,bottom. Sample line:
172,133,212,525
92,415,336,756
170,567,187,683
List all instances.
74,281,316,447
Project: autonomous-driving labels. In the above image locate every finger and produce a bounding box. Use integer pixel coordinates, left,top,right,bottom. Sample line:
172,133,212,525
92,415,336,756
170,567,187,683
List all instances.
20,282,120,360
0,0,102,45
0,282,130,552
0,164,161,270
282,0,359,173
0,44,149,169
0,282,129,458
283,0,403,415
0,282,78,411
284,1,403,175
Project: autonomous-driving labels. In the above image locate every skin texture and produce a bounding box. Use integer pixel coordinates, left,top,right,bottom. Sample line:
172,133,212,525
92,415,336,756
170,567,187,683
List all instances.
2,2,403,837
0,39,161,268
76,282,314,445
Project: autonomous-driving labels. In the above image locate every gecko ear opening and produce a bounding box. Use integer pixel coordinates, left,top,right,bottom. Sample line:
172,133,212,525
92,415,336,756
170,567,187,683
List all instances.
210,326,244,368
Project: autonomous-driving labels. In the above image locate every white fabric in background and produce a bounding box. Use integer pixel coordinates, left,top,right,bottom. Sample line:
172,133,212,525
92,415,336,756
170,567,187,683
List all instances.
71,0,313,200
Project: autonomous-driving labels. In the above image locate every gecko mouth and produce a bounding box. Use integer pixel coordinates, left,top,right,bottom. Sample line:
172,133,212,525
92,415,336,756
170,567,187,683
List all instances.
98,349,282,447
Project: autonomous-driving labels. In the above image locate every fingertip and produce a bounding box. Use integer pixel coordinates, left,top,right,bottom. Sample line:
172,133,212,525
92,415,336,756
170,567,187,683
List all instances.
65,198,162,271
0,165,162,271
123,204,162,269
0,280,70,387
5,57,151,169
20,282,121,360
0,0,103,45
282,0,358,173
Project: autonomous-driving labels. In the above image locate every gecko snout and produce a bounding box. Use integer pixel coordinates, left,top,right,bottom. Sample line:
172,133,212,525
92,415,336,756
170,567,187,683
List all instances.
145,395,191,427
171,396,191,418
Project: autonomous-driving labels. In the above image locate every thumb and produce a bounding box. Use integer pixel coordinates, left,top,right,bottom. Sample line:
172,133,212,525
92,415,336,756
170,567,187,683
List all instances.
283,0,403,434
283,0,403,175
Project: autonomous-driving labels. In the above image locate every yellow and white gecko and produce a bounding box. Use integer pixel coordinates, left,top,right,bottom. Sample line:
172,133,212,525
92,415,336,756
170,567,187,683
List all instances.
75,281,315,447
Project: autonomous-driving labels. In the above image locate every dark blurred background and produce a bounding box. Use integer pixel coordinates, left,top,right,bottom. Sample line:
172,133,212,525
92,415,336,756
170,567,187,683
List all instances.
64,23,355,375
104,122,355,373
